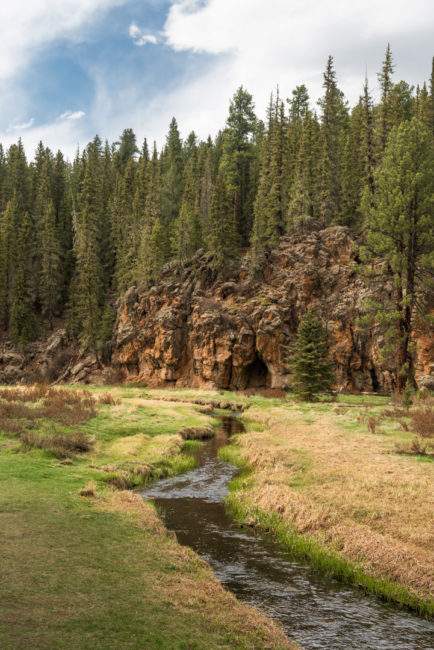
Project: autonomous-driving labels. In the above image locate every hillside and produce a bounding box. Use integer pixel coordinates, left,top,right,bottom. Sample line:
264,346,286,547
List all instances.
2,226,431,392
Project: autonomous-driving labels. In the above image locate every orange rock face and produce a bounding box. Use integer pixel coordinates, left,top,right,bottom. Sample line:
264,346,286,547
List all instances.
111,227,431,393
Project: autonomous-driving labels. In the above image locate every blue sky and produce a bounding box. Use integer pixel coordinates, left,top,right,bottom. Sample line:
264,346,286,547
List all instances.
0,0,433,159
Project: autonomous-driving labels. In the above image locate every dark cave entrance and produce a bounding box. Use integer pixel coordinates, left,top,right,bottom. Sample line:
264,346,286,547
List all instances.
245,355,271,389
370,367,380,392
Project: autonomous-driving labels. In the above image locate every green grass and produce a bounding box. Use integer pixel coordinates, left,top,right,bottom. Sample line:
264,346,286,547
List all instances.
0,386,291,649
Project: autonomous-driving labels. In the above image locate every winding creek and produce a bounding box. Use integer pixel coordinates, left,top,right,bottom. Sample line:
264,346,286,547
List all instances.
143,415,434,649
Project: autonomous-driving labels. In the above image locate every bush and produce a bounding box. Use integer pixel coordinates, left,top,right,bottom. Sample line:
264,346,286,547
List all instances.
395,437,429,456
411,408,434,438
20,430,94,458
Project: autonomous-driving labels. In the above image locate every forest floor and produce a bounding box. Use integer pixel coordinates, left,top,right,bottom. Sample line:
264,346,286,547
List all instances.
0,384,292,650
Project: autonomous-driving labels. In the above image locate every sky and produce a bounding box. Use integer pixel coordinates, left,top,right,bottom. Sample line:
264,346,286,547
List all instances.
0,0,433,160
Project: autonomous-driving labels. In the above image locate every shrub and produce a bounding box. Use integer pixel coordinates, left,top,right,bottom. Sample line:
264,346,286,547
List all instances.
395,437,429,456
79,480,96,497
402,381,413,409
20,430,94,458
98,392,120,405
411,408,434,438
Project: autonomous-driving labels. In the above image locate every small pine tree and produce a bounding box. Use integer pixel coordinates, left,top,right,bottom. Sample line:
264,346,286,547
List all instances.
290,305,334,401
402,380,413,410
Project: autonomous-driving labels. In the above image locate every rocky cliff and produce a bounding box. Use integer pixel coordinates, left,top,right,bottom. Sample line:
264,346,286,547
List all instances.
1,226,431,391
111,226,432,393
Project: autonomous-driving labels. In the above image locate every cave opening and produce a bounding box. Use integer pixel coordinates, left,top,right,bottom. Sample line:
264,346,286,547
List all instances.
245,355,271,389
370,367,379,392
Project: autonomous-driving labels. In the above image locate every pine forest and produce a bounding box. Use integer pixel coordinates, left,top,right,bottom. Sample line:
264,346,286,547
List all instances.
0,47,433,390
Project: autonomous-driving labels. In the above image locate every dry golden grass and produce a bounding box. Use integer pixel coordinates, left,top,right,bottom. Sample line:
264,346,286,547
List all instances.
235,405,434,603
108,432,151,457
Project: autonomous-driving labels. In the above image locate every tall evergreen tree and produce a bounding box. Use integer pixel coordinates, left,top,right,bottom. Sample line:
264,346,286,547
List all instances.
285,85,309,206
429,57,434,138
250,93,286,273
72,136,105,361
161,118,184,258
136,143,164,283
0,196,19,329
376,44,395,152
318,56,347,224
172,156,201,264
10,212,37,346
208,176,239,274
360,119,434,393
40,201,62,327
199,153,214,250
288,110,321,226
219,86,256,244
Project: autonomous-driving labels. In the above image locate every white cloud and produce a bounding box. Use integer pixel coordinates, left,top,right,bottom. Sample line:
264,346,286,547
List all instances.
160,0,434,127
129,22,158,46
0,0,433,160
0,1,126,81
57,110,86,121
6,117,35,132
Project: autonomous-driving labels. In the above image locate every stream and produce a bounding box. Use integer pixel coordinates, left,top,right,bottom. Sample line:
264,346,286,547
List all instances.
142,415,434,649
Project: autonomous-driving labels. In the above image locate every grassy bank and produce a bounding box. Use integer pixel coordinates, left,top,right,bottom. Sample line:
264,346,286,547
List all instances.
218,392,434,618
0,385,293,649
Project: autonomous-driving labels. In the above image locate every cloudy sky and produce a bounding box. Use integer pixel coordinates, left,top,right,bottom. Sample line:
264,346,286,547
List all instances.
0,0,433,159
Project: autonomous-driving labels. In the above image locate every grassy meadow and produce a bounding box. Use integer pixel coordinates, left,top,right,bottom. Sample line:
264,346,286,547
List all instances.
0,384,293,650
216,390,434,617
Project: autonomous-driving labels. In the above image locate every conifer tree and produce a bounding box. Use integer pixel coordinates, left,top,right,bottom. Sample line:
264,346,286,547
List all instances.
265,98,286,243
429,57,434,138
360,118,434,393
40,200,62,327
173,156,201,264
5,139,29,216
136,144,164,283
376,44,395,152
52,150,73,298
209,176,239,274
219,86,256,244
72,136,105,361
341,100,365,228
117,128,139,164
10,267,36,348
250,93,286,273
10,212,37,346
288,110,321,226
0,197,19,329
0,144,6,211
112,158,137,292
290,305,334,401
199,154,214,250
360,78,375,195
416,82,431,130
389,80,414,126
161,118,184,257
318,56,347,224
285,85,309,205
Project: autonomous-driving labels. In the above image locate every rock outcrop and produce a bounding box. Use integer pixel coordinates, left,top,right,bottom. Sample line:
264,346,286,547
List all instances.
111,226,432,393
1,227,431,392
0,329,75,385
